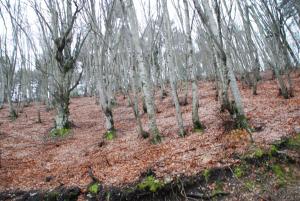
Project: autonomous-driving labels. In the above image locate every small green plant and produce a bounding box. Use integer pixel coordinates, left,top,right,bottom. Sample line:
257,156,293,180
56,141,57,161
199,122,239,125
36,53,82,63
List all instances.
88,183,100,194
105,130,116,140
287,134,300,149
203,169,211,182
137,176,164,192
244,180,256,190
269,145,278,156
234,166,244,178
50,128,70,137
272,164,286,185
254,148,264,158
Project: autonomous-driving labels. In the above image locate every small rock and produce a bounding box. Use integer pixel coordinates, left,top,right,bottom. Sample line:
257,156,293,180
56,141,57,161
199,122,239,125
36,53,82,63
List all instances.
163,175,172,184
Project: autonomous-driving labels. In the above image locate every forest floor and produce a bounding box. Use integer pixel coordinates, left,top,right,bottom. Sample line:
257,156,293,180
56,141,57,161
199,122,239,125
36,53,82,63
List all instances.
0,75,300,200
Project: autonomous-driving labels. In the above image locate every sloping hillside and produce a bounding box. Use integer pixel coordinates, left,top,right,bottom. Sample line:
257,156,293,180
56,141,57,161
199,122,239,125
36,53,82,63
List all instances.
0,77,300,200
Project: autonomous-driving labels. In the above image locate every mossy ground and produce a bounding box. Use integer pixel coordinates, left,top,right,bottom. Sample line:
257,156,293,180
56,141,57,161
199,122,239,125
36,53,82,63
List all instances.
105,130,116,140
2,135,299,201
193,121,205,133
80,136,300,200
88,183,100,194
50,128,70,137
203,169,211,182
151,133,162,144
286,133,300,149
137,175,165,192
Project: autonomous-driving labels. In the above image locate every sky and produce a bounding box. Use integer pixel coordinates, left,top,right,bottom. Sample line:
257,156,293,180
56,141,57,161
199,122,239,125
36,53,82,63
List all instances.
0,0,299,69
0,0,183,50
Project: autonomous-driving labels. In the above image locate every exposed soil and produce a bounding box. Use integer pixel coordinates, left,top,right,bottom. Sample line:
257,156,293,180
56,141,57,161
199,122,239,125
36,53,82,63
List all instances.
0,76,300,197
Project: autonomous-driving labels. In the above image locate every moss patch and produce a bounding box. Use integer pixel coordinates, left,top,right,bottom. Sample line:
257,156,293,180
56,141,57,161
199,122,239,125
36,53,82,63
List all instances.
193,121,205,133
254,148,264,158
137,176,164,192
271,164,286,186
203,169,211,182
151,133,162,144
50,128,70,137
235,114,249,129
244,180,256,190
105,130,116,140
269,145,278,156
88,183,100,194
234,166,244,178
45,191,59,201
287,134,300,150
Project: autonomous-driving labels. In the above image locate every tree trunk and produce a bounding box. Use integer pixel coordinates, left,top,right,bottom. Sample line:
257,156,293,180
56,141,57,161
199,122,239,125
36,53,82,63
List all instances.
0,68,5,108
183,0,203,130
162,0,185,136
193,0,250,132
55,98,69,129
122,0,161,143
89,0,115,132
7,72,17,119
130,58,147,138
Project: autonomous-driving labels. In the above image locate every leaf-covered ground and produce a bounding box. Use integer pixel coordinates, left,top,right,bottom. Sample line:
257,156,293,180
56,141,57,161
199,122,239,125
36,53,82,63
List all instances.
0,75,300,195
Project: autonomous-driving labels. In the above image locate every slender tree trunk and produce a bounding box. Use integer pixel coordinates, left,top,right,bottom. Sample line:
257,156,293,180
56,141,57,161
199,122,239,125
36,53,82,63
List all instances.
162,0,185,136
241,4,260,95
89,0,115,132
0,68,5,108
183,0,203,130
121,0,161,143
7,71,17,119
194,0,251,133
130,58,148,138
96,38,114,132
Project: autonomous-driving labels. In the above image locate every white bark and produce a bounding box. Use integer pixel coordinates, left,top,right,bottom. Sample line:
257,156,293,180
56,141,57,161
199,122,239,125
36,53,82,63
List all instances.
121,0,161,143
183,0,203,130
162,0,185,136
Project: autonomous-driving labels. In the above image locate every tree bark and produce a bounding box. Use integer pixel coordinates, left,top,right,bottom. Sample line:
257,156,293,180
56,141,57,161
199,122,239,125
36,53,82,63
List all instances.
183,0,204,130
162,0,185,136
121,0,161,143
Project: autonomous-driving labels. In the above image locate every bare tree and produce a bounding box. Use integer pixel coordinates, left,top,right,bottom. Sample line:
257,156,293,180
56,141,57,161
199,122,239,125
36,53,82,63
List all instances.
120,0,162,143
34,0,89,129
193,0,252,134
87,0,116,133
0,0,23,119
161,0,186,136
183,0,204,131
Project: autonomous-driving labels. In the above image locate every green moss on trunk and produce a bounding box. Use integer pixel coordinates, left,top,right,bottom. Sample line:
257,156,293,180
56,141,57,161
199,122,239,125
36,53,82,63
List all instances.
193,120,205,133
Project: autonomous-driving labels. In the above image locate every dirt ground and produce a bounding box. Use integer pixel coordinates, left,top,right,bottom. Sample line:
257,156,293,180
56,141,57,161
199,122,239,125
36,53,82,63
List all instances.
0,76,299,192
